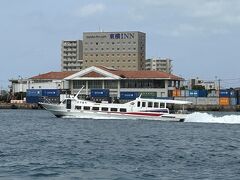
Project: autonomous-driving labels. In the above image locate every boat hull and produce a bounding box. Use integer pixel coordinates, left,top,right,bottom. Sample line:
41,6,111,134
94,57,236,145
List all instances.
40,103,187,122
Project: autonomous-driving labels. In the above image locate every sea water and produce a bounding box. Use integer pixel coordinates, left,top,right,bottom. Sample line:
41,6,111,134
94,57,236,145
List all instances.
1,110,240,179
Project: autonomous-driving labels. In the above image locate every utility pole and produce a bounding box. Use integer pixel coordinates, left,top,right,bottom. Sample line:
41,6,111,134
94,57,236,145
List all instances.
218,79,221,91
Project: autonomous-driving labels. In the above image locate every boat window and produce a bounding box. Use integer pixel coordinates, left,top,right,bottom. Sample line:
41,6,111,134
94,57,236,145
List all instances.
75,106,81,110
102,107,108,111
142,102,146,107
83,106,91,110
154,102,159,108
160,103,165,108
111,108,118,112
148,102,153,108
120,108,127,112
92,107,99,111
137,101,140,107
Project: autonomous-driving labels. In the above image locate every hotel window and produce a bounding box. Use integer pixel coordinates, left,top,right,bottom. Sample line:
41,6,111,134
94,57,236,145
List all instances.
96,42,98,45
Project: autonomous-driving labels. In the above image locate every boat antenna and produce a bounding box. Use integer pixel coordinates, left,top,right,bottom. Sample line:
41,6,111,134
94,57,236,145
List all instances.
138,93,142,98
74,85,85,100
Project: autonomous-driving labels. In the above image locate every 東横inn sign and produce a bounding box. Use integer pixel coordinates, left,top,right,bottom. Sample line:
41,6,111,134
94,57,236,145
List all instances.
85,32,135,39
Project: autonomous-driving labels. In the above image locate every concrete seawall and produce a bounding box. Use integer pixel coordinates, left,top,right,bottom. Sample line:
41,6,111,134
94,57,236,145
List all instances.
0,103,39,109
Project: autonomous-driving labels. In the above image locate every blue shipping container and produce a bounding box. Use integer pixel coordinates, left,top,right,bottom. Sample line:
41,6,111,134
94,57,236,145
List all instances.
120,92,139,100
189,90,207,97
91,89,109,97
26,89,42,97
219,90,230,97
237,97,240,105
26,96,43,104
42,89,60,97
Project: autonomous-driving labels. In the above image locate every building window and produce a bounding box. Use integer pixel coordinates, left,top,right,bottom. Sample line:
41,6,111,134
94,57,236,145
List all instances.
88,80,102,89
73,80,86,89
105,80,118,89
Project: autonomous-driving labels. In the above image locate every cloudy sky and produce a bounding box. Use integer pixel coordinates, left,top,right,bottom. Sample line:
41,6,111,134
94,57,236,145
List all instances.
1,0,240,88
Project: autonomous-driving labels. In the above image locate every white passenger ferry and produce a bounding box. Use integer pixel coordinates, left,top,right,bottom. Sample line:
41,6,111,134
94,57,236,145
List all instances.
40,88,191,122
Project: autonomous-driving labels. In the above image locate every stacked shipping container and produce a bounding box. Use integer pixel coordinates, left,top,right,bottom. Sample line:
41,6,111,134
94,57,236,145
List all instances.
26,89,60,104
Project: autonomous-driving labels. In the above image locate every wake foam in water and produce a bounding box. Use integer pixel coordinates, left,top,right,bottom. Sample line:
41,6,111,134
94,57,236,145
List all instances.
185,112,240,124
